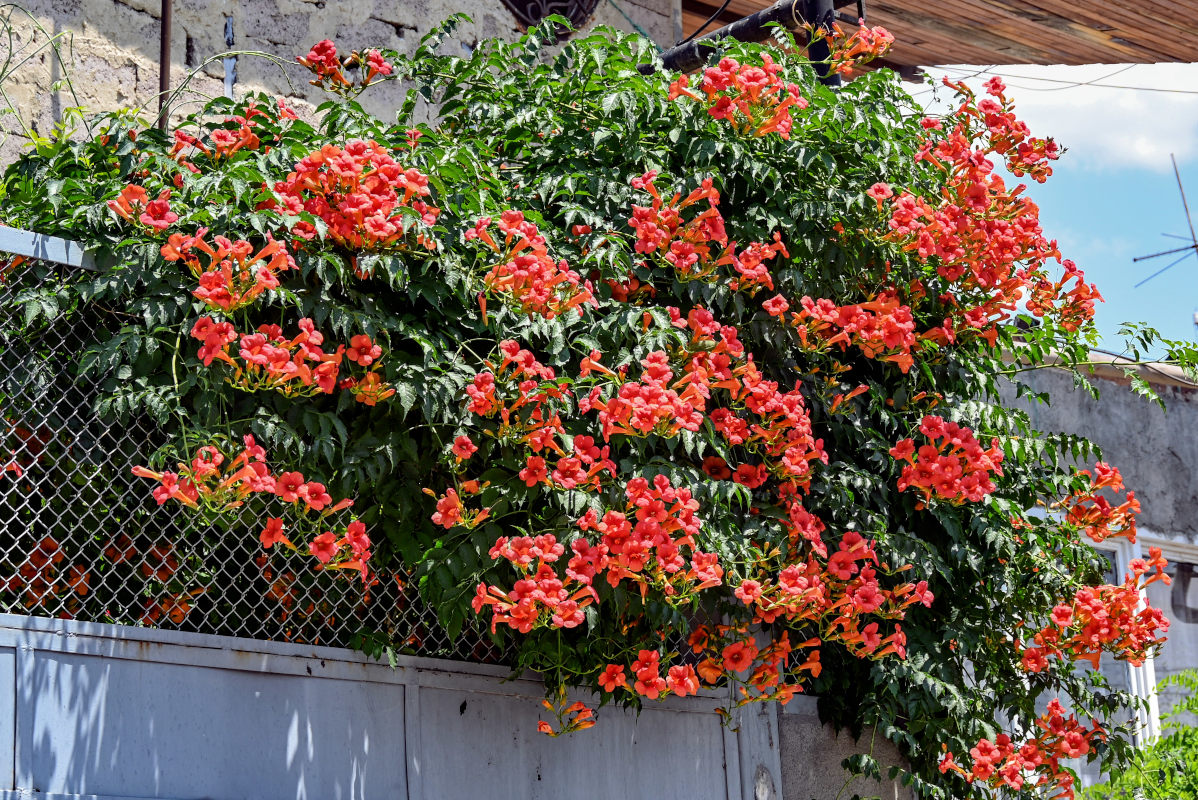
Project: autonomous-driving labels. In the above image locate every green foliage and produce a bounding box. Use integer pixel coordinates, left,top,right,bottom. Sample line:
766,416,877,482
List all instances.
0,15,1192,798
1082,670,1198,800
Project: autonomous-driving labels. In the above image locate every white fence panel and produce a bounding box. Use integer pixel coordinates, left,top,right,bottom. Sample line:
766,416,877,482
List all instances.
0,614,782,800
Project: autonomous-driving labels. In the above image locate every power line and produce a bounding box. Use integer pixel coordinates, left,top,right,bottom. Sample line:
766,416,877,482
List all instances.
938,64,1198,96
910,65,995,99
982,64,1136,92
676,0,732,47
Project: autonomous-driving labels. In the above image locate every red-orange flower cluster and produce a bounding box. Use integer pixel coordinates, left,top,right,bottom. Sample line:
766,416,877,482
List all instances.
626,172,787,295
940,699,1105,798
886,78,1099,337
685,627,812,705
668,54,808,139
536,689,597,736
467,210,596,318
108,185,178,231
775,291,919,372
461,340,573,464
824,21,895,75
575,474,719,591
168,101,287,168
890,415,1003,503
261,517,372,579
131,434,347,514
190,318,395,405
1019,548,1169,672
599,649,702,701
577,308,827,489
1057,461,1140,544
131,436,372,580
473,532,597,633
271,139,438,253
473,473,724,637
297,40,393,94
163,228,294,313
734,530,931,654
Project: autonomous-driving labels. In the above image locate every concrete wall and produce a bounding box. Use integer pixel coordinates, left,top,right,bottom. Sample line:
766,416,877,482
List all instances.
1005,368,1198,542
0,0,680,164
779,701,911,800
1007,366,1198,729
0,612,782,800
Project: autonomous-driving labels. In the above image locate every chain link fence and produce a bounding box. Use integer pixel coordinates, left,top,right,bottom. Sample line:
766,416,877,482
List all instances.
0,251,506,664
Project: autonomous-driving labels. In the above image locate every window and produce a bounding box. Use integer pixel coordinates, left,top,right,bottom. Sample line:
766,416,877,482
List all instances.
1138,533,1198,729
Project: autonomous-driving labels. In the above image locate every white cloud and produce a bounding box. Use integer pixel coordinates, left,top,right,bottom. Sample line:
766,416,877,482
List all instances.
919,63,1198,173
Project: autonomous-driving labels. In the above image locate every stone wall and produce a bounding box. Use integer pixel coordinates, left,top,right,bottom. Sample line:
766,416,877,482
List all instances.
0,0,680,164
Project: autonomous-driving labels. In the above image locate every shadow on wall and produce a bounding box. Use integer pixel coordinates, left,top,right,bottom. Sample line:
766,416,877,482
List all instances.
778,697,911,800
20,650,407,798
3,614,761,800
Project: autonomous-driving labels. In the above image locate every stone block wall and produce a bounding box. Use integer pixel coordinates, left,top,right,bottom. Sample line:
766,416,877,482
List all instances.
0,0,680,164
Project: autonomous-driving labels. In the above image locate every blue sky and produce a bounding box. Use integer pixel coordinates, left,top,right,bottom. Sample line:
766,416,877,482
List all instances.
920,64,1198,352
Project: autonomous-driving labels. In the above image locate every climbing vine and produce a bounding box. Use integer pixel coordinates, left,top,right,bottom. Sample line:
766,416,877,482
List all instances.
2,15,1195,798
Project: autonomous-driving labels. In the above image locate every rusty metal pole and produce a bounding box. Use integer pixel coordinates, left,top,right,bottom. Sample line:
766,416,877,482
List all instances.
647,0,842,85
157,0,172,130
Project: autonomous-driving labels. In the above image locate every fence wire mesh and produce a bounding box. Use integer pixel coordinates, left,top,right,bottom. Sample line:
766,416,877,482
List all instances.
0,255,506,664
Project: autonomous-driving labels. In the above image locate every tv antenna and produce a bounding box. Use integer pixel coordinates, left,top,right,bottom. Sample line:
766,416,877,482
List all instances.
1133,154,1198,288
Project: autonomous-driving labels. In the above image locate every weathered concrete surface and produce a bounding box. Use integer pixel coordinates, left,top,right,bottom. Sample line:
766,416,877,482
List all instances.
779,697,911,800
1003,367,1198,543
0,0,680,165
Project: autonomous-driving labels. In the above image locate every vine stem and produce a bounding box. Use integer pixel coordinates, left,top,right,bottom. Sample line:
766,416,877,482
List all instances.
0,4,92,140
169,326,194,458
139,49,300,128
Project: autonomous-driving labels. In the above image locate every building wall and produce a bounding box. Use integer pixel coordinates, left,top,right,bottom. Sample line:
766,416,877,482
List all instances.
0,0,680,165
1006,368,1198,543
1006,367,1198,725
779,701,911,800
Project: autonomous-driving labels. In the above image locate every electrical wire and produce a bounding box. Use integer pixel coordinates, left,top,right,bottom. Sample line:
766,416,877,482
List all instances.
909,65,994,99
993,64,1136,92
676,0,733,47
938,64,1198,96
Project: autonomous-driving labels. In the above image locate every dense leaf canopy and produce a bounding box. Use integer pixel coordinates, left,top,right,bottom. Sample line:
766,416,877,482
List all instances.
2,17,1192,797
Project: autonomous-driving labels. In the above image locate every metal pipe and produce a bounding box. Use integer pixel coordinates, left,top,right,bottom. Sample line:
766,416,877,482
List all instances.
157,0,172,130
646,0,843,84
803,0,841,85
